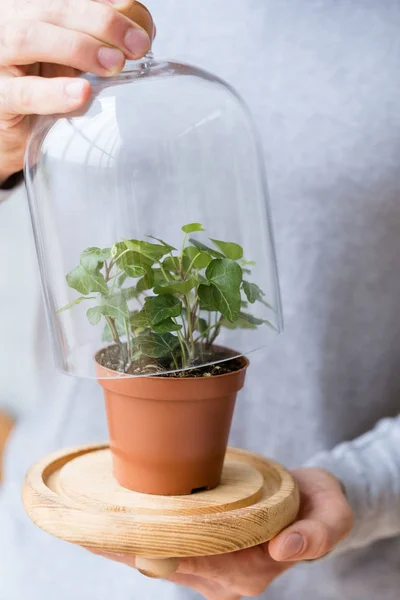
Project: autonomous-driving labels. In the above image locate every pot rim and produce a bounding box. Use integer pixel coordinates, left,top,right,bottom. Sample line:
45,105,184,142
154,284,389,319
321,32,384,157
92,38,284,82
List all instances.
95,346,249,381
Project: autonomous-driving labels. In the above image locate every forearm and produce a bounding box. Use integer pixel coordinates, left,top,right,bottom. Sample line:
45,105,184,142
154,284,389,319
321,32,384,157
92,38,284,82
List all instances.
305,415,400,552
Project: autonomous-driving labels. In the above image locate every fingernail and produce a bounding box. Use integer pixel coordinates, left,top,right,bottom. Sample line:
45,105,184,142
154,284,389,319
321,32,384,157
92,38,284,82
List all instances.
65,80,86,100
124,28,150,57
279,533,305,560
98,47,125,72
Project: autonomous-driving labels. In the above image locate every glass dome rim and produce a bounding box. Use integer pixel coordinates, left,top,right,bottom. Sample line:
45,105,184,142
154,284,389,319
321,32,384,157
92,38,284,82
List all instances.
56,342,274,380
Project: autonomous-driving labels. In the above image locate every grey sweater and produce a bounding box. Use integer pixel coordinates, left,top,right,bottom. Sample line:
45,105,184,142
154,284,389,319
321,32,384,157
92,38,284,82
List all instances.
1,0,400,598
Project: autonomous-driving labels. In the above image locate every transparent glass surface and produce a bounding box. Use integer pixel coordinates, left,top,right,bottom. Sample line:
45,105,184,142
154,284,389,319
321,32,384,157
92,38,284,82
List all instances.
25,55,283,378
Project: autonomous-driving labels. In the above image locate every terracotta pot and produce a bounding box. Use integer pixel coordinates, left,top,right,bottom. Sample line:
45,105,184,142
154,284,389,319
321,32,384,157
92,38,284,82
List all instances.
95,354,248,495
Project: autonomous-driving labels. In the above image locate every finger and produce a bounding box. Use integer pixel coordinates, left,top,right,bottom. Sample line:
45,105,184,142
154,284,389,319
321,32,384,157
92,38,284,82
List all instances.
0,20,126,76
0,76,90,116
0,109,30,174
269,469,353,562
170,573,241,600
84,547,137,566
22,0,150,60
85,547,239,600
178,545,287,598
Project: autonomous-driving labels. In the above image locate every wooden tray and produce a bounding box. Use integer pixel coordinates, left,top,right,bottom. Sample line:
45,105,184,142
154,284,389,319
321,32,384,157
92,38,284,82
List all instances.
22,444,299,577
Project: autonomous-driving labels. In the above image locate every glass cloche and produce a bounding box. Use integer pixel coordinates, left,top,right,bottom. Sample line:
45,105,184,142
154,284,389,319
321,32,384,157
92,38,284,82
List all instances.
25,2,283,380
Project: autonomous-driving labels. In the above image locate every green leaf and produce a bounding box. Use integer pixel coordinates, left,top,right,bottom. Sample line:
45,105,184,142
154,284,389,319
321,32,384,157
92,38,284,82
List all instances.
132,294,182,332
189,238,224,258
137,278,149,293
163,256,181,272
240,312,268,326
152,318,182,334
124,239,171,261
66,265,108,295
143,294,182,325
198,259,242,322
102,317,125,342
147,235,176,250
118,273,128,287
242,281,269,305
210,239,243,260
114,248,154,277
111,242,124,260
86,293,129,326
86,306,104,325
242,281,263,304
130,310,149,329
153,269,165,286
241,260,256,266
183,246,212,269
136,269,155,293
222,317,256,330
195,317,208,334
135,331,180,359
80,247,111,272
124,262,153,279
182,223,204,234
154,277,197,295
198,286,218,312
111,286,140,302
222,312,276,330
57,296,96,314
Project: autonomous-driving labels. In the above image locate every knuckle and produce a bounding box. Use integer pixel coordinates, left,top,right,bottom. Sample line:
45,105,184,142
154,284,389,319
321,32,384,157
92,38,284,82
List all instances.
14,82,32,111
341,502,354,537
236,580,268,597
0,114,25,130
96,5,119,36
65,32,88,65
40,0,70,24
2,21,31,55
314,522,331,557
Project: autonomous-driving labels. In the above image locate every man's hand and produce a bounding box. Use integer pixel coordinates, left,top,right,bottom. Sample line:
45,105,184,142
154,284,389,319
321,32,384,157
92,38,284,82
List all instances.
0,0,151,183
88,468,353,599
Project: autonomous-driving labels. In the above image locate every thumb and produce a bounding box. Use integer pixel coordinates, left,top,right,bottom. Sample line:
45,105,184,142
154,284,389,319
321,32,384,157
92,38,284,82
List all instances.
268,468,353,562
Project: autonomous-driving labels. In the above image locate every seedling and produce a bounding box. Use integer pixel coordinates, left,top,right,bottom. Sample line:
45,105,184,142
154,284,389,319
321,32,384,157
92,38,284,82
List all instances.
59,224,273,373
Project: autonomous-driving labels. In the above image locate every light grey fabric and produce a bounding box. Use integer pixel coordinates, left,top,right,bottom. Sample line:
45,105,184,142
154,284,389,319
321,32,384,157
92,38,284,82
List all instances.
1,0,400,598
306,415,400,553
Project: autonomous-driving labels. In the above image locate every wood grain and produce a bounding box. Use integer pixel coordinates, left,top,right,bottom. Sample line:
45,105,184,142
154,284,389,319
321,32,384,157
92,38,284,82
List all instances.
22,444,300,559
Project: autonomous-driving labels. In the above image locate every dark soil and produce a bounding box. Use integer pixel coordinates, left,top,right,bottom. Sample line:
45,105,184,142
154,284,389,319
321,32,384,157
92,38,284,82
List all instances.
96,344,245,378
159,357,244,378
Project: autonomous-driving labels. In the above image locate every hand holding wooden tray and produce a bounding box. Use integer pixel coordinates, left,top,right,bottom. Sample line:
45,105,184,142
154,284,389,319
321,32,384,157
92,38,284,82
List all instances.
23,444,300,578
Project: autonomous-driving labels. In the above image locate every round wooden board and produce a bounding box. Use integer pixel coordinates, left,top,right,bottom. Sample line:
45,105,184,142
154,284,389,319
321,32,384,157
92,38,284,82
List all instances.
22,444,300,558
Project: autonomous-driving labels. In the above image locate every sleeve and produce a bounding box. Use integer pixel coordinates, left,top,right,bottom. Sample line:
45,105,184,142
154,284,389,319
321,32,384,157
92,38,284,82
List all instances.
305,415,400,552
0,171,24,202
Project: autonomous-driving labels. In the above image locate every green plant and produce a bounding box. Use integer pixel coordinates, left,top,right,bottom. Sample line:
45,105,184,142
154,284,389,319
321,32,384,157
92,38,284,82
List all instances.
58,223,273,372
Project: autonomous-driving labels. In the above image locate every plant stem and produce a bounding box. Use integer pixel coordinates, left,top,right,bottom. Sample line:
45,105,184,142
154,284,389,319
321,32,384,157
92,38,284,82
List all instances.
104,316,120,345
179,233,188,269
171,352,180,370
157,260,172,281
104,316,128,364
176,328,189,368
183,294,196,359
186,252,201,274
124,318,133,369
208,316,223,347
193,321,218,345
104,260,111,281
